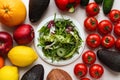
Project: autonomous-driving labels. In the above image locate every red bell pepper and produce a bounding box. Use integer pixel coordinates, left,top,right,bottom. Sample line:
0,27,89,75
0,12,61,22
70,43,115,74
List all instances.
55,0,80,12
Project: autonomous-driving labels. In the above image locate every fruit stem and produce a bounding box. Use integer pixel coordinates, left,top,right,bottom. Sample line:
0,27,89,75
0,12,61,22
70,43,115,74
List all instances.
4,8,9,13
68,6,75,13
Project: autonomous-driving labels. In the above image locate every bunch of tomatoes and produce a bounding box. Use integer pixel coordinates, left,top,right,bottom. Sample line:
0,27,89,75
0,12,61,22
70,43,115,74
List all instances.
73,2,120,80
74,50,104,80
84,2,120,50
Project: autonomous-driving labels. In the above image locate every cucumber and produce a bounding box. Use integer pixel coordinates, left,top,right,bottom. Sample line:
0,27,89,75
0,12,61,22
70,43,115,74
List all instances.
57,48,66,57
103,0,114,15
80,0,89,6
94,0,103,4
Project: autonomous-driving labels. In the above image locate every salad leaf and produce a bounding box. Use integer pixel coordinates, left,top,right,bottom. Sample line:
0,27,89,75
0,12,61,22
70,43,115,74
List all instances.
37,16,83,62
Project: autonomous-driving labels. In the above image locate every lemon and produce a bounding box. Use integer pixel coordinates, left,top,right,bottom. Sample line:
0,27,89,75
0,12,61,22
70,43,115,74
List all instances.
0,66,19,80
8,46,38,67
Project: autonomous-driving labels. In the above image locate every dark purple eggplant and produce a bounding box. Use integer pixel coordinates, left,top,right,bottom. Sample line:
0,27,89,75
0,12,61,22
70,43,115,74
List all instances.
29,0,50,23
97,49,120,72
21,64,44,80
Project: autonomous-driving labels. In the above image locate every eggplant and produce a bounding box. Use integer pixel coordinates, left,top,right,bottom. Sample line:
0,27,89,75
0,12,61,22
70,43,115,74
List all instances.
29,0,50,23
21,64,44,80
97,49,120,72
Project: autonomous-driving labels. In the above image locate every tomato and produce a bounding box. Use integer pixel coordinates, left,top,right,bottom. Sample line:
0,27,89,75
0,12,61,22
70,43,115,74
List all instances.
98,20,113,35
114,22,120,36
86,2,100,16
89,64,104,79
55,0,80,12
115,38,120,50
82,50,96,65
81,77,90,80
108,9,120,23
101,35,115,48
86,34,101,48
74,63,88,78
84,17,98,31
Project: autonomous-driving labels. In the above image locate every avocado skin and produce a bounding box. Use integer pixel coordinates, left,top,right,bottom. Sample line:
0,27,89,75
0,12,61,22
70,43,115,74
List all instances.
29,0,50,23
80,0,89,6
94,0,103,4
97,49,120,72
21,64,44,80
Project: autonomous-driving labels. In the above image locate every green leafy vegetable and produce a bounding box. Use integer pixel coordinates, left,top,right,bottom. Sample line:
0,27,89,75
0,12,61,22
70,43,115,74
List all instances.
37,16,82,62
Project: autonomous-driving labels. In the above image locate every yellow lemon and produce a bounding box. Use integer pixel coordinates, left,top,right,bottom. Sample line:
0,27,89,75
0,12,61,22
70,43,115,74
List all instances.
0,66,19,80
8,46,38,67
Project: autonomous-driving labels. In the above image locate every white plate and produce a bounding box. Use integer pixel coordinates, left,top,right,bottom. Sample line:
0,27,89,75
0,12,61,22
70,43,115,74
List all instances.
34,15,85,66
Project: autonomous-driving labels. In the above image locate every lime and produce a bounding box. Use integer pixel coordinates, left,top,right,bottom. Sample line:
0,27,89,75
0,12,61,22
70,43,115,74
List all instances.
8,46,38,67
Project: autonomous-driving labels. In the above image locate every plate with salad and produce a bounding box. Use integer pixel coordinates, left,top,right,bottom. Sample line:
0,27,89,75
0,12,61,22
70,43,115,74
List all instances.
34,15,85,66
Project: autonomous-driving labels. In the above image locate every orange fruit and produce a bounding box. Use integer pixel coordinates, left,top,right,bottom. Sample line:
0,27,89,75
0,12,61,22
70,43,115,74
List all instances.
0,0,26,27
0,56,4,68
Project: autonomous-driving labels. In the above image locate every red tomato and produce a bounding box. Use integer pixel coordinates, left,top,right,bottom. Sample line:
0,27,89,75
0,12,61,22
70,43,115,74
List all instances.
74,63,88,78
98,20,113,35
86,34,101,48
55,0,80,12
108,9,120,23
89,64,104,79
82,50,96,65
84,17,98,31
114,22,120,36
101,35,115,48
81,77,90,80
86,2,100,16
115,38,120,50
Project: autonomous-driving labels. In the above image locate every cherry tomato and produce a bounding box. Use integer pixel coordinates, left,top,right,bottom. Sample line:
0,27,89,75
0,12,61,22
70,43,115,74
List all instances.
115,38,120,50
81,77,90,80
108,9,120,23
84,17,98,31
86,34,101,48
74,63,88,78
82,50,96,65
101,35,115,48
98,20,113,35
114,22,120,36
86,2,100,16
89,64,104,79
